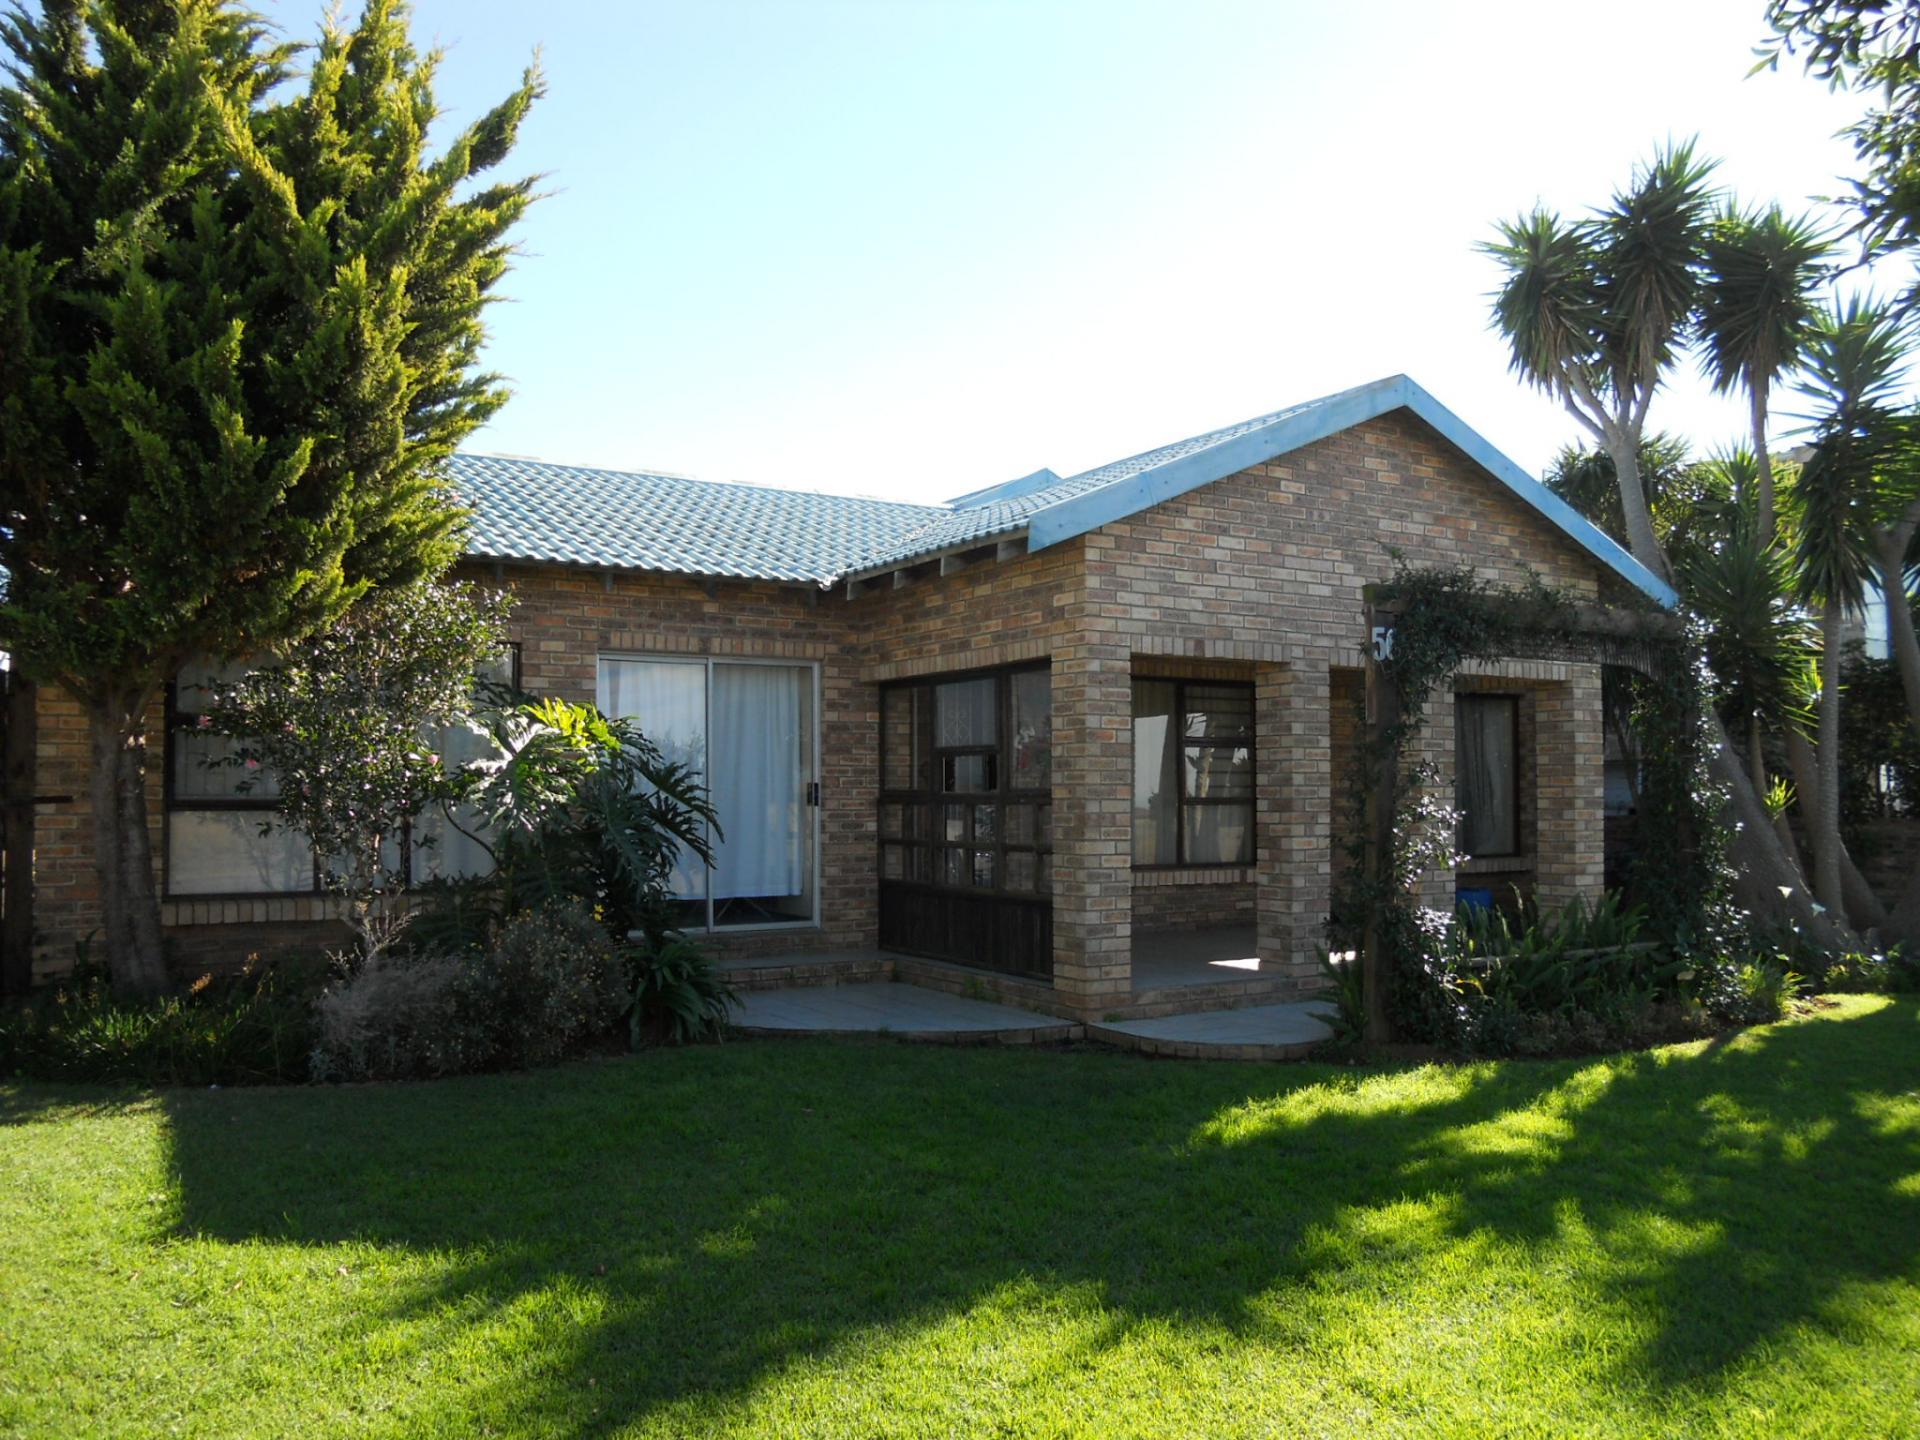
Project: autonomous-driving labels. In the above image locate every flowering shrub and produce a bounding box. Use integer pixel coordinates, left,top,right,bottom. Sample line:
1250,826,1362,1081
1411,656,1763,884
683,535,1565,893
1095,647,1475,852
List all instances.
206,581,513,965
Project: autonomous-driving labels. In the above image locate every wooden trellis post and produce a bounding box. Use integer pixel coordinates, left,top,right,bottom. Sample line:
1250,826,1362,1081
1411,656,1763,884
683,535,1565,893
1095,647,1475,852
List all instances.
1360,597,1400,1045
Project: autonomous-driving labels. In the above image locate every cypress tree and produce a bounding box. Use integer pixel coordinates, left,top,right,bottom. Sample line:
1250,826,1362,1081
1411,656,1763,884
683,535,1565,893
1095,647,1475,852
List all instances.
0,0,539,994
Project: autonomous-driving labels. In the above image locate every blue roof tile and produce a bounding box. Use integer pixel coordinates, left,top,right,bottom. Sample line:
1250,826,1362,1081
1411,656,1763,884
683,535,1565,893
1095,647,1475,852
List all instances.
449,376,1675,607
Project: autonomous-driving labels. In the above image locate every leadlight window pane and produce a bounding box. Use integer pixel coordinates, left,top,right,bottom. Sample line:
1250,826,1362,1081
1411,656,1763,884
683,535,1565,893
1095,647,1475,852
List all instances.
943,753,996,793
1132,680,1178,864
1005,851,1036,893
1011,670,1052,789
1183,745,1253,800
1005,804,1034,846
1183,802,1253,864
167,812,313,895
973,804,998,841
1184,684,1254,742
936,677,996,747
971,850,995,888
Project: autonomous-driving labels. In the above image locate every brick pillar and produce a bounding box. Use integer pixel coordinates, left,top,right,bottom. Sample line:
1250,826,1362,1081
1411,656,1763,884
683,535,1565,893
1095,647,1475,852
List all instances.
1051,643,1132,1015
1256,661,1331,984
1534,665,1605,910
1414,684,1457,913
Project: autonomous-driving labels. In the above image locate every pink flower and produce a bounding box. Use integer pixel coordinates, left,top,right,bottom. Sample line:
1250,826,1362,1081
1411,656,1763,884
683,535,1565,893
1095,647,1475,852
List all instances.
245,759,260,770
196,714,211,729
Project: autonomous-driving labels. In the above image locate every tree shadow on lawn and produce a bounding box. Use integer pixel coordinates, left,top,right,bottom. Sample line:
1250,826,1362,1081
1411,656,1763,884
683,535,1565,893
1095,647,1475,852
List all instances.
158,998,1920,1434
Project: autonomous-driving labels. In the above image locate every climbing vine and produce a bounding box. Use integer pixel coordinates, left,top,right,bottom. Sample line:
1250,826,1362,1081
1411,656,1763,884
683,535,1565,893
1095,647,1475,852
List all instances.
1330,559,1733,1045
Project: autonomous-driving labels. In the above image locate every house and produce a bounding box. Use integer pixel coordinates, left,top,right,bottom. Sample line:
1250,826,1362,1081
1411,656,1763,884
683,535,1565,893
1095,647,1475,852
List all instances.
24,374,1674,1020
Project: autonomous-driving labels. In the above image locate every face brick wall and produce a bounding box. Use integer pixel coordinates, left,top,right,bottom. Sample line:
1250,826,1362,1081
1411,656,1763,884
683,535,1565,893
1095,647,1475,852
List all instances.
25,407,1615,1006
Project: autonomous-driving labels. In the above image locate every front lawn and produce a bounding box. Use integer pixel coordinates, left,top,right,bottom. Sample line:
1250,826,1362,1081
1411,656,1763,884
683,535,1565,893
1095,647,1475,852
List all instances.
3,995,1917,1438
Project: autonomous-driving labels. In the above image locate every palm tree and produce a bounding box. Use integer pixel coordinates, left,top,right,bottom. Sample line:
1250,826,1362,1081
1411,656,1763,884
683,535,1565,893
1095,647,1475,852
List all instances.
1698,205,1833,543
1486,142,1717,579
1791,297,1911,918
1487,144,1849,946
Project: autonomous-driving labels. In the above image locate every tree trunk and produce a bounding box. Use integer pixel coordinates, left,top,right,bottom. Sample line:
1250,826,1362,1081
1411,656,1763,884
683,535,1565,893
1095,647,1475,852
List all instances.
1748,709,1807,873
1751,385,1776,545
1782,725,1887,932
1608,431,1670,583
2,674,35,998
1875,533,1920,735
1708,711,1853,948
82,686,167,997
1812,604,1847,918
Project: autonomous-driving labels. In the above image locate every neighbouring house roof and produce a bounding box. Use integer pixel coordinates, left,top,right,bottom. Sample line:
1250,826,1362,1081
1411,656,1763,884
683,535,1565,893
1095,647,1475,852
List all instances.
451,374,1677,607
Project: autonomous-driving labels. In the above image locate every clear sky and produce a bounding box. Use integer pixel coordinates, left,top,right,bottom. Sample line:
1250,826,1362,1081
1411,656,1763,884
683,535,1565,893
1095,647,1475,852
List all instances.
258,0,1906,504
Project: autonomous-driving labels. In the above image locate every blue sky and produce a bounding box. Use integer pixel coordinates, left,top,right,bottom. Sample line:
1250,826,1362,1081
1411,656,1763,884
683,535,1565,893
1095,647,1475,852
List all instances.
260,0,1898,503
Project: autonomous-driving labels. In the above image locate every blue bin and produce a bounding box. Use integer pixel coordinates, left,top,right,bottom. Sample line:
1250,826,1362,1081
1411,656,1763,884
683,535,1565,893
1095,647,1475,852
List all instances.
1456,886,1494,914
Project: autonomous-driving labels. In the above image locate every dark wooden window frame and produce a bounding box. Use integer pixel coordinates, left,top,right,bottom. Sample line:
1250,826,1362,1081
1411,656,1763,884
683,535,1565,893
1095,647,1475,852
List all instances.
1131,676,1257,871
161,643,522,899
878,660,1053,901
1454,692,1523,861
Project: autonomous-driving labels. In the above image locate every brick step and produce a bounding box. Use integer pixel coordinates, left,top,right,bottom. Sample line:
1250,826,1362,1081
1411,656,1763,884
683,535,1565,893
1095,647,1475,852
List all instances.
715,951,894,992
1109,976,1324,1021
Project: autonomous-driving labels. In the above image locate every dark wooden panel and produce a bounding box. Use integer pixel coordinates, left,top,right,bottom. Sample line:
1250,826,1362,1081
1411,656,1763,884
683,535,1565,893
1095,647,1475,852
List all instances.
879,882,1052,979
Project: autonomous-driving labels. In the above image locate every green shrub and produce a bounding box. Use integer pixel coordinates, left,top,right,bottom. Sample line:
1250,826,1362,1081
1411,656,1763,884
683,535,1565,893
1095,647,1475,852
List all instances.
1706,959,1804,1026
462,902,628,1068
625,933,735,1044
1315,946,1366,1043
0,960,320,1086
311,901,628,1082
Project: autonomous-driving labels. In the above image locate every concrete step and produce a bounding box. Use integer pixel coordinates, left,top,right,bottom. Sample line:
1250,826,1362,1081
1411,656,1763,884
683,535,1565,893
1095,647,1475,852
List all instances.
1087,1000,1338,1061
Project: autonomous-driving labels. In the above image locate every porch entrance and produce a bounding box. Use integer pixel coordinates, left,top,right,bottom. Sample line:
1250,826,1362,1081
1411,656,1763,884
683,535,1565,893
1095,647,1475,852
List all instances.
877,663,1054,978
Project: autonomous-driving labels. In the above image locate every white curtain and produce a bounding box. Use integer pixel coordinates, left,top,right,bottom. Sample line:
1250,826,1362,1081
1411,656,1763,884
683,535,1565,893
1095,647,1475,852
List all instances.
599,659,709,899
711,665,807,900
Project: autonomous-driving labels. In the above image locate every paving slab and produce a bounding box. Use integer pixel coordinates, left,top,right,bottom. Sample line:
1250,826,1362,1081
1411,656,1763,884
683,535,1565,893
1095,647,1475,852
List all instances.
732,981,1071,1036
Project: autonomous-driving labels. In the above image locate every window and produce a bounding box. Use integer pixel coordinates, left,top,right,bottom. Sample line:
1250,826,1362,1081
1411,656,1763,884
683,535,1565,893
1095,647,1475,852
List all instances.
1455,695,1520,858
878,664,1052,896
599,656,818,930
167,658,316,896
164,647,518,897
1131,678,1254,866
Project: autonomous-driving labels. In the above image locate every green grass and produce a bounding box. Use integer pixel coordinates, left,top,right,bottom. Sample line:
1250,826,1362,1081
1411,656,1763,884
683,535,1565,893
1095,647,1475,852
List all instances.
3,996,1917,1439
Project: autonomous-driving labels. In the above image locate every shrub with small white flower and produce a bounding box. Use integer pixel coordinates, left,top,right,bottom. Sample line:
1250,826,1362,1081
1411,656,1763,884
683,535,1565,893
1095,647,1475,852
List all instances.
205,581,514,967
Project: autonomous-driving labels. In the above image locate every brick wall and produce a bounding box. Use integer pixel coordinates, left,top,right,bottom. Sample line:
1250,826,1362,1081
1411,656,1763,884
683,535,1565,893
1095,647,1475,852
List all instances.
1132,875,1255,932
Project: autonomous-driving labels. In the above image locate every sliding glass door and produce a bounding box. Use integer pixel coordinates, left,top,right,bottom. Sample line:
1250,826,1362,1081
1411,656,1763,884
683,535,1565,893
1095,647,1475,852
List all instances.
598,657,818,930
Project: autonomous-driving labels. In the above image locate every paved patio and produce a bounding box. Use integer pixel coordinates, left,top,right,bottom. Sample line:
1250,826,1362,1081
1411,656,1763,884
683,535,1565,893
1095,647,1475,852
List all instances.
731,982,1073,1040
1131,924,1280,991
729,978,1336,1059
